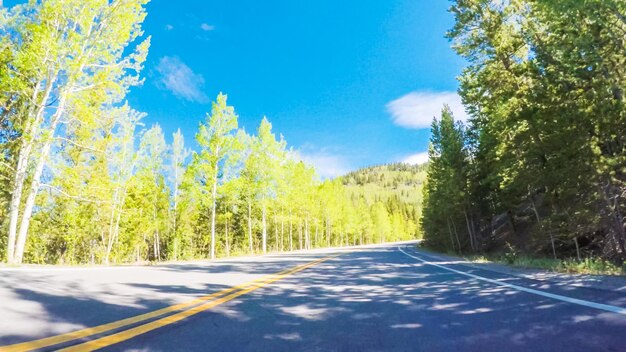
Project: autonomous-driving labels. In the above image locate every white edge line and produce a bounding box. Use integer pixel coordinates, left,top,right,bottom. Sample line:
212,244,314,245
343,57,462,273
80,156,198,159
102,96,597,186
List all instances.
398,245,626,316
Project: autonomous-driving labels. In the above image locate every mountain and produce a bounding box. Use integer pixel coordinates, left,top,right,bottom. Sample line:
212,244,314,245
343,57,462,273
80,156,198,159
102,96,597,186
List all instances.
339,162,427,238
341,162,427,204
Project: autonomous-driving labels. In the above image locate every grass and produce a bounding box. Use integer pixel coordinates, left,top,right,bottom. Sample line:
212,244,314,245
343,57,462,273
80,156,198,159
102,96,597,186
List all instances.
461,253,625,276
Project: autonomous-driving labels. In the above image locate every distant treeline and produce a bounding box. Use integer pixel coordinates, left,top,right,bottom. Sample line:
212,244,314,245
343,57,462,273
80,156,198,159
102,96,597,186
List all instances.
422,0,626,262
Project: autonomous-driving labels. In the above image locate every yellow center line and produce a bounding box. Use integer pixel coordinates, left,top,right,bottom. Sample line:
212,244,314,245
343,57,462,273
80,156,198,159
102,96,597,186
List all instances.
59,254,338,352
0,254,338,352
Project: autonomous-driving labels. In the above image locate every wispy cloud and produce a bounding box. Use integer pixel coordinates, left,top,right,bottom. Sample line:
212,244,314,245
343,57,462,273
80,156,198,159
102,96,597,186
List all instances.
291,148,351,179
165,24,174,30
200,23,215,31
401,152,429,165
155,56,208,103
386,91,468,129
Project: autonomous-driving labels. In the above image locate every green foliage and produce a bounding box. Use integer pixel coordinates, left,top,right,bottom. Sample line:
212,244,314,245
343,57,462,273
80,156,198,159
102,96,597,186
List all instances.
423,0,626,264
465,254,624,276
340,163,425,243
422,106,476,253
502,243,519,265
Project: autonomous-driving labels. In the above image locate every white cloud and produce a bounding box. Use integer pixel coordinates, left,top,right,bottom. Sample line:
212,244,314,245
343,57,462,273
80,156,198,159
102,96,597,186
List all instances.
165,24,174,30
155,56,208,103
290,149,350,179
200,23,215,31
401,152,429,165
386,91,469,129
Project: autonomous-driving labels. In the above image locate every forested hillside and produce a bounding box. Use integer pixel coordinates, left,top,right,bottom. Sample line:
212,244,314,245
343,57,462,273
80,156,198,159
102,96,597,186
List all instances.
422,0,626,264
342,163,426,237
343,163,427,205
0,0,418,265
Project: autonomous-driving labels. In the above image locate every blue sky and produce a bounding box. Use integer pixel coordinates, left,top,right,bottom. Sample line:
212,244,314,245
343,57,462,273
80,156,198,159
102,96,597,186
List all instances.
8,0,467,178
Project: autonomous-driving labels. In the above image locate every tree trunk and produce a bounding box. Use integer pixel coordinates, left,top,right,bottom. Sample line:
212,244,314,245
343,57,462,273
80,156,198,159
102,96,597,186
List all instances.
280,209,285,252
262,204,267,254
450,217,462,254
13,93,68,264
464,209,475,252
13,135,53,264
153,199,160,261
248,201,253,253
315,220,319,248
304,216,310,250
210,151,219,260
154,231,161,262
274,213,278,252
210,184,217,260
530,194,556,259
327,219,331,247
289,215,293,251
225,217,230,257
574,236,581,261
606,185,626,256
105,189,118,265
340,229,343,247
172,178,179,261
549,231,557,260
299,221,303,250
7,76,54,263
6,147,28,263
447,217,456,252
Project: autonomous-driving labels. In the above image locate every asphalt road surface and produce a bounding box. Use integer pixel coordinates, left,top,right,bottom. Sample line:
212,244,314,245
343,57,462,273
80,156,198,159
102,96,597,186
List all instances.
1,242,625,351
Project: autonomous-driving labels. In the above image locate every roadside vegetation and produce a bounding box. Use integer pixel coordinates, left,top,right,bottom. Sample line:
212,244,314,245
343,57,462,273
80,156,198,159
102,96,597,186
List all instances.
462,253,626,277
0,0,419,265
421,0,626,271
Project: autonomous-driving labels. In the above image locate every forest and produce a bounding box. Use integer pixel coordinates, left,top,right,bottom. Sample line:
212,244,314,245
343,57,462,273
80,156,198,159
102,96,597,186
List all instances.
0,0,418,265
422,0,626,265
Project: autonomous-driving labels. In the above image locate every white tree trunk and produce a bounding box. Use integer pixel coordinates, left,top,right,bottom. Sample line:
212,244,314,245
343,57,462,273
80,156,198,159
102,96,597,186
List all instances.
6,75,55,263
304,216,310,250
315,220,318,248
210,181,218,260
280,209,285,252
225,218,230,257
262,204,267,254
299,221,303,250
274,213,278,252
13,101,67,263
289,215,293,251
6,150,28,263
248,201,253,253
210,147,220,260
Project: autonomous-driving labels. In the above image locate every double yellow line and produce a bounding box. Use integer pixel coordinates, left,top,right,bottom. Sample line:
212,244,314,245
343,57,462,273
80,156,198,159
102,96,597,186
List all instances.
0,254,339,352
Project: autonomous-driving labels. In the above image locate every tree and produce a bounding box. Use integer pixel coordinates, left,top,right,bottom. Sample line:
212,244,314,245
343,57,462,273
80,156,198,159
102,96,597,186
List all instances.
190,93,239,259
372,202,391,244
422,106,471,252
437,0,626,260
246,118,286,253
169,128,190,260
4,0,150,264
128,124,169,261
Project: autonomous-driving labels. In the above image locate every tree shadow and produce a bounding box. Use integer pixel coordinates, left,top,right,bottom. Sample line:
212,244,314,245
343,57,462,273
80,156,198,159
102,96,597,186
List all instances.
1,246,625,351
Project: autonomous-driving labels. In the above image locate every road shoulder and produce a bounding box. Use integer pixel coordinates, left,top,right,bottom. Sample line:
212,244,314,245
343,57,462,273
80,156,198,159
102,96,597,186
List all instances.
412,245,626,294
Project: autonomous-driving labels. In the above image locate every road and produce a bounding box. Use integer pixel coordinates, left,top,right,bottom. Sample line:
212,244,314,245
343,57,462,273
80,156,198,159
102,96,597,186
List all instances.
1,242,625,351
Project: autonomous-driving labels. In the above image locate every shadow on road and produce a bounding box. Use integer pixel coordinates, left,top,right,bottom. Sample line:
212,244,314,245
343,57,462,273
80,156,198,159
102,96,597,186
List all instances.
1,246,625,351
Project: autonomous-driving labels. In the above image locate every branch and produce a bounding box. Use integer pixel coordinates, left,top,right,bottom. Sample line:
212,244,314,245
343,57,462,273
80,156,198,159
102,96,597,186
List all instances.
55,136,105,154
40,183,110,204
69,81,107,94
0,160,16,172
